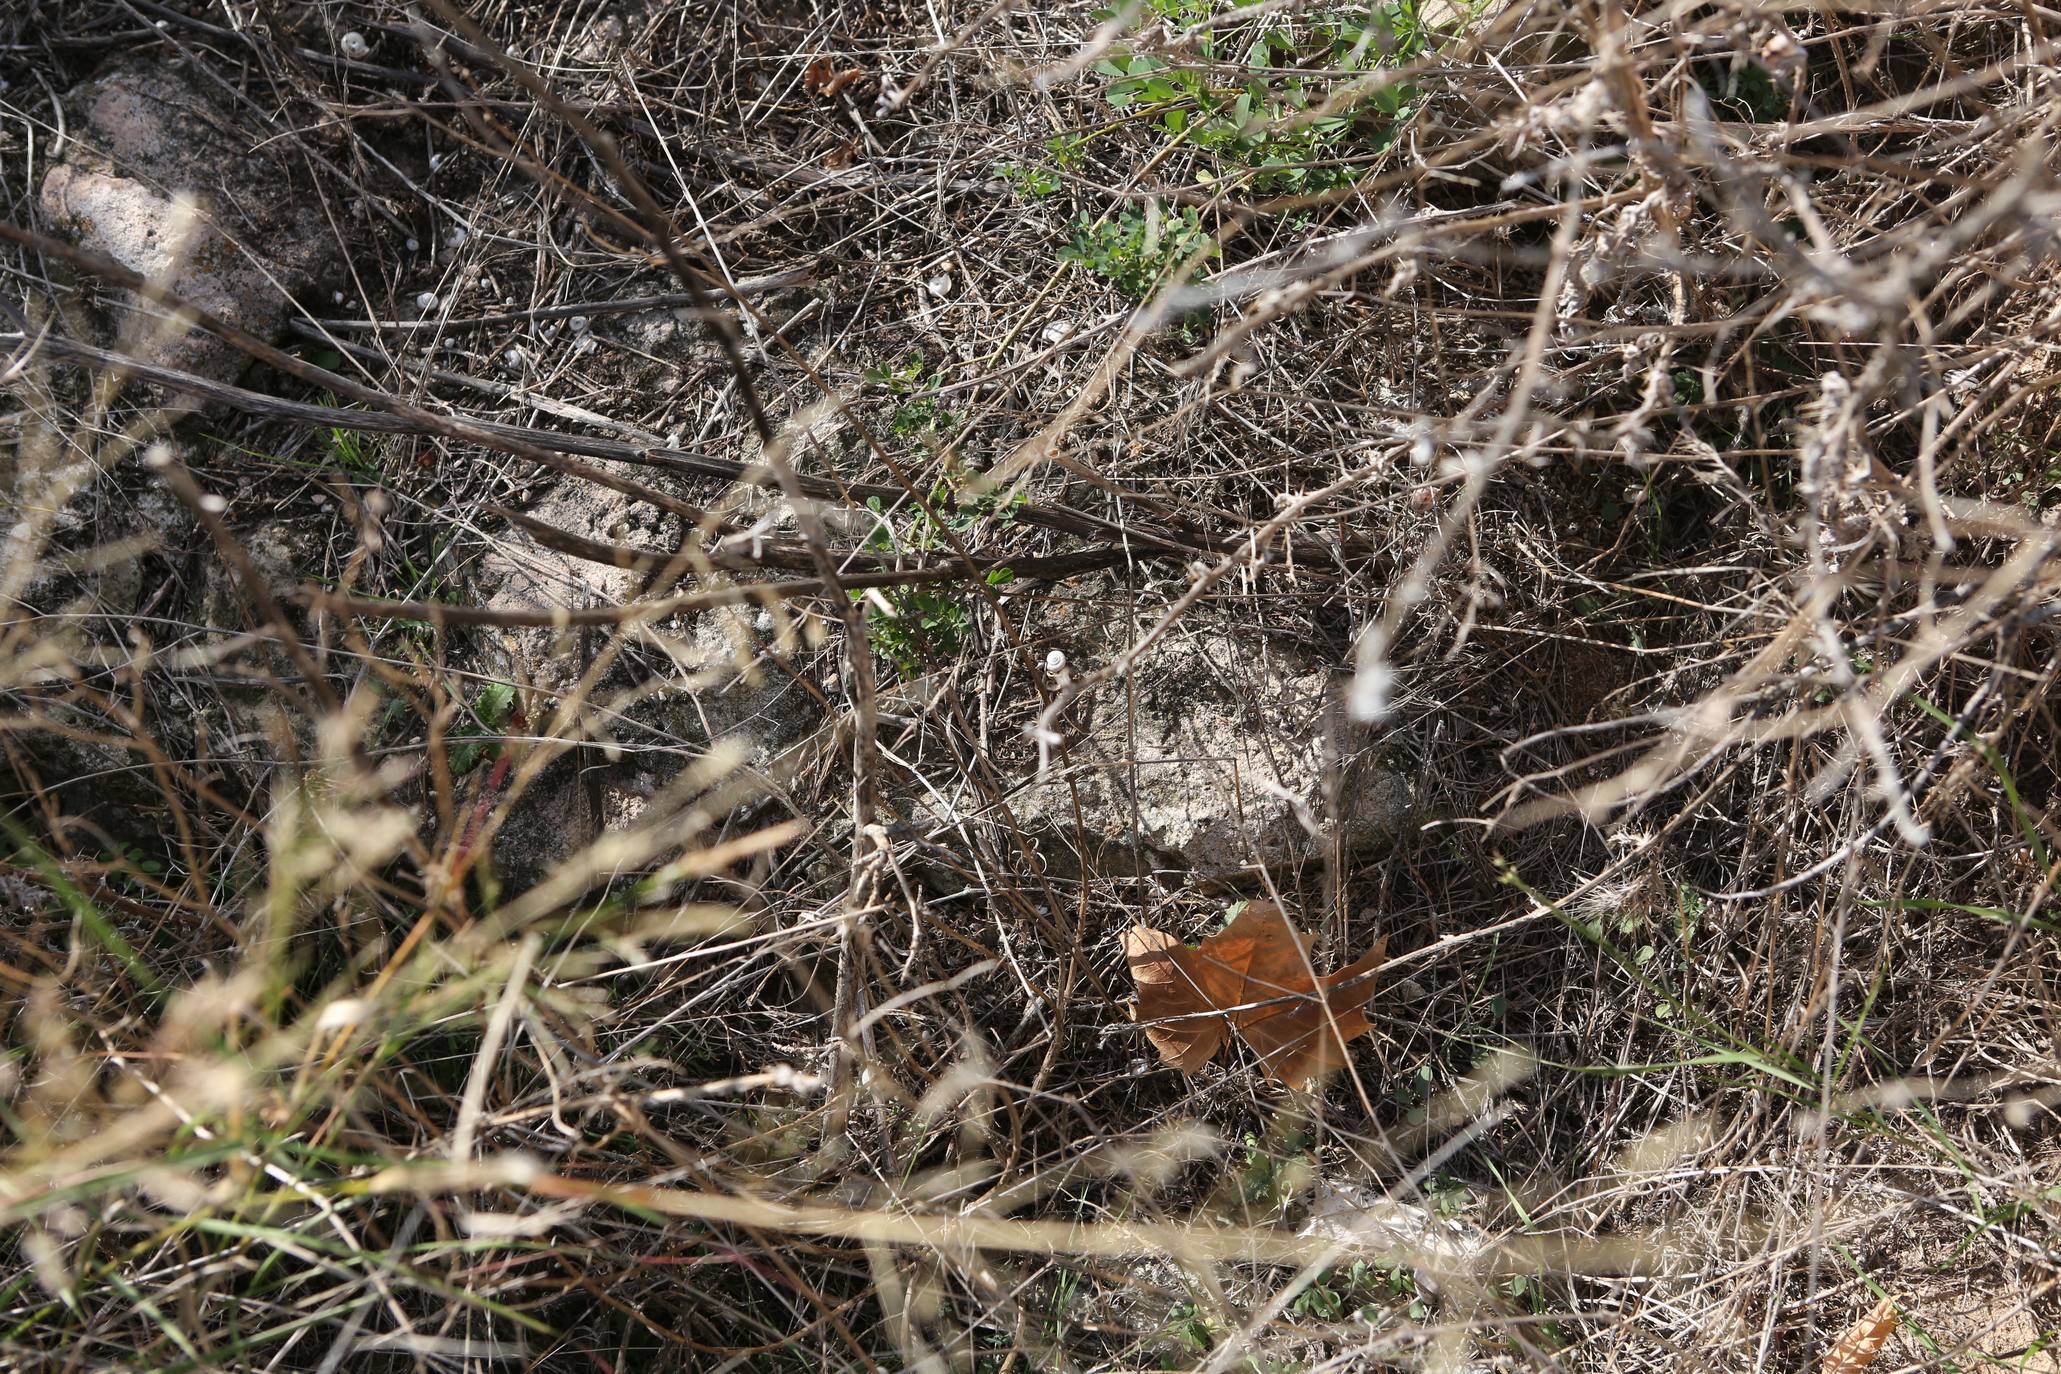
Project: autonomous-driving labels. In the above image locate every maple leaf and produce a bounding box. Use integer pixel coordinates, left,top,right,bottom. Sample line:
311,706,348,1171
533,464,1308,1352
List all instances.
1122,902,1385,1087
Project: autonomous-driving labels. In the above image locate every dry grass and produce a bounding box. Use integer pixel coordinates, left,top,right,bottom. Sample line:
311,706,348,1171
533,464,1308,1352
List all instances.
2,0,2058,1369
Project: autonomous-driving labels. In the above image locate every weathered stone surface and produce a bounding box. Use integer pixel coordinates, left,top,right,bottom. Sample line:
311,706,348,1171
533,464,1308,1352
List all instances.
977,614,1414,883
37,60,333,385
201,518,319,631
482,752,605,897
474,474,659,697
662,601,818,766
471,479,821,893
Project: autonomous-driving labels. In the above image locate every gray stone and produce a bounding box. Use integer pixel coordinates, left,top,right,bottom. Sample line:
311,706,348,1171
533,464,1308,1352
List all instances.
482,751,604,898
470,477,820,893
202,519,319,631
975,622,1414,883
665,601,817,767
472,465,681,691
37,60,333,386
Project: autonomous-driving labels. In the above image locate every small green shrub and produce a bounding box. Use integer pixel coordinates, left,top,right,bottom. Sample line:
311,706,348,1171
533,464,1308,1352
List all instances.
864,350,961,444
994,160,1062,197
448,680,516,775
1060,205,1216,298
1089,1,1443,192
853,479,1022,675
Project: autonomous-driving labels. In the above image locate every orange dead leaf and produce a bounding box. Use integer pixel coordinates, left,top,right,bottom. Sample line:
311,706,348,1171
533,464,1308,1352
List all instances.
1821,1296,1898,1374
1122,902,1385,1087
803,56,866,99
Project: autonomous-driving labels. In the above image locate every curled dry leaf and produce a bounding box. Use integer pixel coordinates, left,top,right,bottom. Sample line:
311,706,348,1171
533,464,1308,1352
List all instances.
803,56,867,99
1122,901,1385,1087
1821,1296,1898,1374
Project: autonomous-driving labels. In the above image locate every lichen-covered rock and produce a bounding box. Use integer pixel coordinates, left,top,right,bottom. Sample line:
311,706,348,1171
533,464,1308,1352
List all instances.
474,474,659,697
990,615,1415,883
37,60,333,385
471,478,821,894
201,518,319,631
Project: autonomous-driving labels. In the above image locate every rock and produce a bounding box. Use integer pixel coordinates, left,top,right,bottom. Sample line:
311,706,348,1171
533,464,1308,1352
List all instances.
202,518,318,631
483,751,604,897
467,476,663,891
474,472,661,696
989,615,1415,882
0,693,186,849
0,874,54,917
667,601,817,766
573,12,629,64
621,307,692,351
475,468,816,760
471,476,819,893
37,60,333,386
91,535,143,617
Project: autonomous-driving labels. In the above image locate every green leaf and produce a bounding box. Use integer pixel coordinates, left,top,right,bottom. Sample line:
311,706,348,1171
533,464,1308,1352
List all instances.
449,680,517,775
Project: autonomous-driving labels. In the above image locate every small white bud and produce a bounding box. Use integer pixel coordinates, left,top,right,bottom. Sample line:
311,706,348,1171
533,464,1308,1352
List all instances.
198,493,227,514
